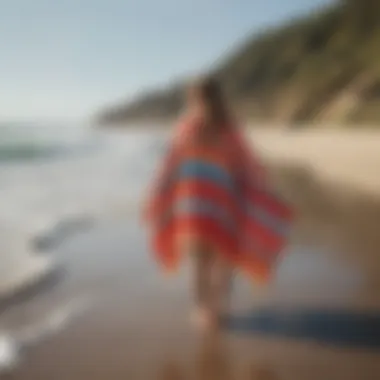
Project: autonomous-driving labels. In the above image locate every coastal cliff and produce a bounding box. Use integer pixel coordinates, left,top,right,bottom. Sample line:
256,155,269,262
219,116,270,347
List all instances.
98,0,380,126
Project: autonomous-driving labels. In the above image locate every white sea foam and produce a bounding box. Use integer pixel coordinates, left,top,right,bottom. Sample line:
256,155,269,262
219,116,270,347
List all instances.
0,295,94,374
0,123,163,297
0,123,139,372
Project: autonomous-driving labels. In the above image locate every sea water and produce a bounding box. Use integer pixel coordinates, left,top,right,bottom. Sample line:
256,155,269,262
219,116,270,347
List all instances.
0,123,167,296
0,122,167,373
0,122,365,373
0,121,365,303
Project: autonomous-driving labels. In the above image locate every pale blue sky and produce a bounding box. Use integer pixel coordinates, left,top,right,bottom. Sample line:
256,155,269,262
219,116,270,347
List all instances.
0,0,333,121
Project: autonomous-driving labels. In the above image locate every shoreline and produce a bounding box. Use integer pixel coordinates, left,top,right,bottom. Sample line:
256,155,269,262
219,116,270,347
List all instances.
3,216,380,379
2,128,380,308
100,125,380,196
0,255,58,309
0,264,64,314
2,129,380,378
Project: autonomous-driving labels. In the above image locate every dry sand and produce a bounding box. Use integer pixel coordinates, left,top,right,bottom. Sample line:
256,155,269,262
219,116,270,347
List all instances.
3,129,380,380
250,129,380,196
250,129,380,291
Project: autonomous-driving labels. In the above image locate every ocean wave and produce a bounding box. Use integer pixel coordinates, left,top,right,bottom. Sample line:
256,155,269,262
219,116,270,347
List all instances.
0,144,64,163
0,123,102,163
0,127,162,310
0,295,94,374
32,214,96,252
0,126,161,375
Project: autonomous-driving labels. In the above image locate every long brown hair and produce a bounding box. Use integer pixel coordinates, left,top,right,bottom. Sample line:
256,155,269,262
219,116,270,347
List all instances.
187,76,232,137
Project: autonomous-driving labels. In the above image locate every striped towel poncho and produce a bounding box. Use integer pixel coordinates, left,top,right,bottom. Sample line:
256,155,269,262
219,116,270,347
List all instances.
144,118,293,283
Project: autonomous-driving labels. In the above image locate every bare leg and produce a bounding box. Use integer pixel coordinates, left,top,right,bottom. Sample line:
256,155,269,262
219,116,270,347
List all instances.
211,255,233,324
193,243,212,308
190,241,233,330
191,241,214,329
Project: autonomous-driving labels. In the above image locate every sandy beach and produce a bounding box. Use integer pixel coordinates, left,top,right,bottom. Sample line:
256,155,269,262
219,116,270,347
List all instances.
2,129,380,379
4,0,380,376
250,129,380,195
1,215,378,380
4,215,380,380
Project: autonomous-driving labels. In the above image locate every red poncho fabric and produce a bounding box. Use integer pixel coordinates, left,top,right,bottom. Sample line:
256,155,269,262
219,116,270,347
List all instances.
143,117,293,283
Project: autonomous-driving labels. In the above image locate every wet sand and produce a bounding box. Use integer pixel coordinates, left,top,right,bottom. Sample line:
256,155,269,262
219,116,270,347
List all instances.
1,162,380,379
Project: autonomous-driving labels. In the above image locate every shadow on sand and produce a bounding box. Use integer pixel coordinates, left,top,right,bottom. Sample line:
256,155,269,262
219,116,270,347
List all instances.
227,306,380,350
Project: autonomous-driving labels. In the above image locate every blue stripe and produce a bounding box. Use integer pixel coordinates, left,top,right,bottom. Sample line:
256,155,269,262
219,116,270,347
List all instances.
157,196,237,233
177,160,236,192
175,198,236,231
247,204,289,237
